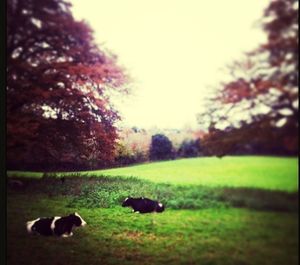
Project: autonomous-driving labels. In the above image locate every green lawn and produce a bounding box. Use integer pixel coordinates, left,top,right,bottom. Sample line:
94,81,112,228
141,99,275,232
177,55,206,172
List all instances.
7,156,299,265
94,156,298,191
7,194,299,265
8,156,299,191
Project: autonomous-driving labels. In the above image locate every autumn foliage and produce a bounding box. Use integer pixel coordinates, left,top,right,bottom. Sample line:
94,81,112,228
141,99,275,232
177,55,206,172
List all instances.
7,0,127,170
198,0,298,156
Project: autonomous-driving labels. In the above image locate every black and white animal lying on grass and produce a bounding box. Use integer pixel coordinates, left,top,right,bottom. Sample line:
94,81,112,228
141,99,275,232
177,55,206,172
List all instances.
26,212,87,237
122,197,165,213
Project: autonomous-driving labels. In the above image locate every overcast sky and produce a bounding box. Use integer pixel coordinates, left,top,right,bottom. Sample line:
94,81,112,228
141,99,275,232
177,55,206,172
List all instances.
71,0,270,129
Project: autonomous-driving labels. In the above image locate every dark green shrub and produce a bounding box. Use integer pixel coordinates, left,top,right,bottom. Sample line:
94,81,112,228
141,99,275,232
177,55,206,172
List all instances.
178,139,202,158
149,134,174,160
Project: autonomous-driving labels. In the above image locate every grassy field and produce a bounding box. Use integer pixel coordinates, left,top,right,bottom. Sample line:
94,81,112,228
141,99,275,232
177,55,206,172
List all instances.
94,156,298,191
7,194,298,265
7,156,299,191
7,156,299,265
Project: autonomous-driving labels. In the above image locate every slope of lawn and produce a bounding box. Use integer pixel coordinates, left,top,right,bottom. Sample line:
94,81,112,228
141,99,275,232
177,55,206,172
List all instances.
8,156,297,191
93,156,298,191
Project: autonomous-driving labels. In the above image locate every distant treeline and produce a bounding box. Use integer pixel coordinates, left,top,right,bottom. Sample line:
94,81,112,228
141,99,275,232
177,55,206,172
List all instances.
7,129,297,172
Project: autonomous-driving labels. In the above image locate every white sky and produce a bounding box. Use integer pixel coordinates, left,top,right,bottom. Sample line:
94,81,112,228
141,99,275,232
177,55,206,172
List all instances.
71,0,270,129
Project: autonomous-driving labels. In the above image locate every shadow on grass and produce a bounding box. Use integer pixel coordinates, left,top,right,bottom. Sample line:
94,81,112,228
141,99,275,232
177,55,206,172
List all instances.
8,174,298,212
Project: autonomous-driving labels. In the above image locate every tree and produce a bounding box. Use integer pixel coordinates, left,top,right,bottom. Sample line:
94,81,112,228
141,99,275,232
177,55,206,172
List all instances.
113,142,136,166
149,134,174,161
178,139,201,158
198,0,298,156
7,0,128,170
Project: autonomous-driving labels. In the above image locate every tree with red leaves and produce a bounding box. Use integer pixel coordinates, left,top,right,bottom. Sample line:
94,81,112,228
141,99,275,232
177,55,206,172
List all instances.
198,0,298,156
7,0,128,170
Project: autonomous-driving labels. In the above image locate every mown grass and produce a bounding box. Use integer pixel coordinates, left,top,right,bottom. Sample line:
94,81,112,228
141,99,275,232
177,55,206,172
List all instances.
7,193,298,265
92,156,299,191
7,156,298,191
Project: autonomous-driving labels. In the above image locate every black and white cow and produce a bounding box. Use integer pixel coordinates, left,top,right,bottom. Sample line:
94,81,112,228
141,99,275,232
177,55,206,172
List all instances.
26,212,87,237
122,197,165,213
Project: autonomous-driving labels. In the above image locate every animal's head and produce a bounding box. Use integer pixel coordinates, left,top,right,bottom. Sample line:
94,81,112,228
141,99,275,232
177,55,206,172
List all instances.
122,197,133,207
26,218,40,234
156,202,165,213
68,213,87,227
26,220,35,233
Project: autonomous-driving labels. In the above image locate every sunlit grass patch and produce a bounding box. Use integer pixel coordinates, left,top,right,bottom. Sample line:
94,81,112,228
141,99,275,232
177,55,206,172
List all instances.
7,156,298,191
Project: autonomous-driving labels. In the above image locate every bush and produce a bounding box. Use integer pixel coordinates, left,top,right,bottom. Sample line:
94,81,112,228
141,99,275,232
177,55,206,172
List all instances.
178,139,202,158
149,134,174,160
114,142,148,166
114,143,136,166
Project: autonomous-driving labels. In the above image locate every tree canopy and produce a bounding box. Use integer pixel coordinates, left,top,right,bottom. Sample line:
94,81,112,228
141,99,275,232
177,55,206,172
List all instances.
198,0,298,156
7,0,128,170
149,134,174,161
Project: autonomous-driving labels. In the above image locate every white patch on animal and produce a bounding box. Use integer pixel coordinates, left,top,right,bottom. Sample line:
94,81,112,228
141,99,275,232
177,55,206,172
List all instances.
124,197,128,202
26,218,40,233
62,232,73,238
50,216,61,231
158,203,163,207
75,212,87,226
135,211,140,214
